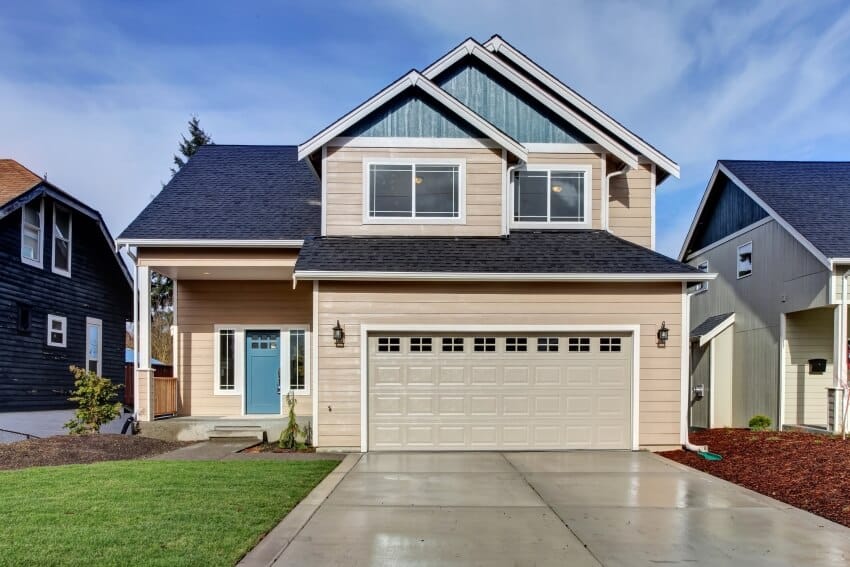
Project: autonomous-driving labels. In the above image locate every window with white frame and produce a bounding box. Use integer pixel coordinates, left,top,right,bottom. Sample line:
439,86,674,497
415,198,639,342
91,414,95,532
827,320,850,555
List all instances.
513,166,591,227
21,199,43,267
52,205,72,276
442,337,464,352
86,317,103,375
47,314,67,347
473,337,496,352
600,337,622,352
537,337,559,352
568,337,590,352
218,329,236,391
505,337,528,352
289,330,306,391
366,160,463,221
377,337,401,352
410,337,432,352
737,242,753,279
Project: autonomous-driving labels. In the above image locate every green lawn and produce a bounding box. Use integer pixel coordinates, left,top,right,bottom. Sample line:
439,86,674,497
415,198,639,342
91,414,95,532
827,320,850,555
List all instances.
0,459,339,566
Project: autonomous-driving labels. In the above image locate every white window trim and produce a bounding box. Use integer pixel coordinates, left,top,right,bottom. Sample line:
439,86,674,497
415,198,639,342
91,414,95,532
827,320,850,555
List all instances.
85,317,103,375
737,241,753,279
694,260,709,293
509,163,592,229
52,205,72,277
46,314,67,348
362,157,467,225
212,324,311,408
20,199,44,269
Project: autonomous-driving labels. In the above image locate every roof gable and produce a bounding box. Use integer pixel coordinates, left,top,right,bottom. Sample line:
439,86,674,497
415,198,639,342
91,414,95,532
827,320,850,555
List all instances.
0,159,41,206
297,71,527,161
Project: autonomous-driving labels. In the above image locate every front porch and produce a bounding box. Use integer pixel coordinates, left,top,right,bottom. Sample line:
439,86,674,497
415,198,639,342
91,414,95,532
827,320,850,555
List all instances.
132,247,314,441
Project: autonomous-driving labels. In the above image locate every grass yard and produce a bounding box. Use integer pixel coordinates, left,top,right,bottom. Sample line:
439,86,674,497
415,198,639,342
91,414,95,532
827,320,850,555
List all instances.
0,459,339,566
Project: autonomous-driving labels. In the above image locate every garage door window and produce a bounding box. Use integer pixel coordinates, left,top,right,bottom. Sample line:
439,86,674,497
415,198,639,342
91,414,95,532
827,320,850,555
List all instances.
600,337,622,352
410,337,432,352
442,337,464,352
568,337,590,352
506,337,528,352
378,337,401,352
537,337,559,352
473,337,496,352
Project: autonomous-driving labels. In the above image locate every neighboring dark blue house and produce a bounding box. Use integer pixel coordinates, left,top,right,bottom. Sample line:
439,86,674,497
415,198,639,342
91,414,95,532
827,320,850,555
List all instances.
0,159,132,411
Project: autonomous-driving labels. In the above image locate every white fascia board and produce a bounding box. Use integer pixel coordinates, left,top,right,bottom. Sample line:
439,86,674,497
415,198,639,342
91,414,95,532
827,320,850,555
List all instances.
484,36,680,178
294,270,716,282
698,313,735,347
422,39,639,169
297,70,526,161
116,239,304,248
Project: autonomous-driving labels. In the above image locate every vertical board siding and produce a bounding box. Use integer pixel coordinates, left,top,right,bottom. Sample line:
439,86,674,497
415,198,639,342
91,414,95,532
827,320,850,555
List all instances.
175,280,312,417
436,58,591,144
687,175,769,255
608,161,653,248
689,343,710,428
688,220,831,426
316,281,683,450
0,202,130,411
341,92,481,138
784,307,833,427
325,146,504,236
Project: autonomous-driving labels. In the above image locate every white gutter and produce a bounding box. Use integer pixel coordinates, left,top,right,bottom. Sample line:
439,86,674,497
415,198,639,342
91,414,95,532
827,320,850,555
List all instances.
294,271,716,283
115,239,304,248
605,163,630,231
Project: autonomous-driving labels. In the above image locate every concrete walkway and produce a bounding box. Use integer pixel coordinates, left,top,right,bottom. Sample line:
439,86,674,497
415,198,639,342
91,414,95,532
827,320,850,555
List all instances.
271,451,850,566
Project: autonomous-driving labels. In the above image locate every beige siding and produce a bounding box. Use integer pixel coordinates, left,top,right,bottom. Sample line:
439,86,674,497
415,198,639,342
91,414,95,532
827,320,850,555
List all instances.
608,159,653,248
784,307,834,427
175,280,312,417
526,152,603,230
316,281,683,450
325,146,504,236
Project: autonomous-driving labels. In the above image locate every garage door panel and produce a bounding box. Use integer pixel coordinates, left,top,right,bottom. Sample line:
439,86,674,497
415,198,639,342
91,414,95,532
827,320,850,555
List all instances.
368,333,632,450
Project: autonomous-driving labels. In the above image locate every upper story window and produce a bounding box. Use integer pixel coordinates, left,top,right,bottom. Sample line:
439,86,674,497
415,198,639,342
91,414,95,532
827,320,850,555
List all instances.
52,206,72,277
737,242,752,279
21,199,43,268
512,166,591,229
364,159,464,224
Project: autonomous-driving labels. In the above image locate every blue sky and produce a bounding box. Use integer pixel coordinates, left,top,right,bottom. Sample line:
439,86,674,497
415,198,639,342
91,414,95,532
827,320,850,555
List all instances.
2,0,850,257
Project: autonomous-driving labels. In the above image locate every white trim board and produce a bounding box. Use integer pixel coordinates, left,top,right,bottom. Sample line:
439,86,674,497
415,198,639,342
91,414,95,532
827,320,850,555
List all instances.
358,323,642,452
295,271,715,283
421,38,639,170
679,162,831,269
695,313,735,348
297,71,527,162
483,35,679,178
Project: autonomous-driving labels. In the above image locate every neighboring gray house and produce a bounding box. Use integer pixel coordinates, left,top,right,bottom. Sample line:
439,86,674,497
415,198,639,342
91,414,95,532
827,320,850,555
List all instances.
680,160,850,433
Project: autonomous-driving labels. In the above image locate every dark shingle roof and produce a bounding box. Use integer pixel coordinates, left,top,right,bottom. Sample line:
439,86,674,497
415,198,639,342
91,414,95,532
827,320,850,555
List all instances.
720,160,850,258
691,312,734,340
119,145,320,241
295,230,702,275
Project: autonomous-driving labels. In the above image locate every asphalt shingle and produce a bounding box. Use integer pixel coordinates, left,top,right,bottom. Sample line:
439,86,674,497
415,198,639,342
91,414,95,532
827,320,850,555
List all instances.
691,312,734,340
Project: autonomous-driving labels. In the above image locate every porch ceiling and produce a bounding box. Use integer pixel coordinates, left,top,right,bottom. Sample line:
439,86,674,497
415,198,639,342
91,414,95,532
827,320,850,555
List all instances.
151,265,293,280
137,246,298,280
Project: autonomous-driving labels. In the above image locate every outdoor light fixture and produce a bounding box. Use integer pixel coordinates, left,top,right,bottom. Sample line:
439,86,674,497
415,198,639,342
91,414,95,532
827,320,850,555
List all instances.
657,321,669,345
333,320,345,347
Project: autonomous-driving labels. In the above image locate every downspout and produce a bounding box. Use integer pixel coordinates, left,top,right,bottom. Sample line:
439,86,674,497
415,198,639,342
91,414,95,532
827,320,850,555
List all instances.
682,284,710,454
605,164,630,232
841,270,850,438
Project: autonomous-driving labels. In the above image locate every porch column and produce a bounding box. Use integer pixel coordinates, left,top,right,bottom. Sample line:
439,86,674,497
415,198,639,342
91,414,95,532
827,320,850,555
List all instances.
136,265,153,421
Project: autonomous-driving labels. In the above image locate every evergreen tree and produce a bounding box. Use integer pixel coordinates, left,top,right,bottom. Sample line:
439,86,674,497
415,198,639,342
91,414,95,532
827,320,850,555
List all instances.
171,115,213,175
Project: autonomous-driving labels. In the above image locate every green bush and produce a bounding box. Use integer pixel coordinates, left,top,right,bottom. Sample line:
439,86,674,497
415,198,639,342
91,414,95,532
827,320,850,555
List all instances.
64,365,122,434
748,414,772,431
279,392,305,450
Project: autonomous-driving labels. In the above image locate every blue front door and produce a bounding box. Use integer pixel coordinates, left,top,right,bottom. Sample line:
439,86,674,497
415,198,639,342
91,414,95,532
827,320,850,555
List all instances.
246,331,281,414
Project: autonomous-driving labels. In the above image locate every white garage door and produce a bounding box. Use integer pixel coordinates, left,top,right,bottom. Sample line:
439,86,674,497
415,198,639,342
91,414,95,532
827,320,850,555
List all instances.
368,332,632,451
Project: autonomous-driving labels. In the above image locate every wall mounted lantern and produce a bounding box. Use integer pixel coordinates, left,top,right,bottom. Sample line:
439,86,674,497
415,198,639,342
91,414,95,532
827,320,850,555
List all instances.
657,321,669,345
333,320,345,348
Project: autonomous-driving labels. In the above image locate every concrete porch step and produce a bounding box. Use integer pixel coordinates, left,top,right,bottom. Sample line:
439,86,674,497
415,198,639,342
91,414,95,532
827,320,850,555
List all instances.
210,425,267,441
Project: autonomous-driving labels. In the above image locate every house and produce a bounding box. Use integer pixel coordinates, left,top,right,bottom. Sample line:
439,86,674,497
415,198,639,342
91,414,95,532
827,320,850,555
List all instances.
0,159,132,411
118,36,712,451
681,160,850,433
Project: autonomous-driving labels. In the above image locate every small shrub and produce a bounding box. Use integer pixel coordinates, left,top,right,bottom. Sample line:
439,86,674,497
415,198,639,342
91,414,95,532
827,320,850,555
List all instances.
64,365,122,434
748,415,772,431
279,392,304,450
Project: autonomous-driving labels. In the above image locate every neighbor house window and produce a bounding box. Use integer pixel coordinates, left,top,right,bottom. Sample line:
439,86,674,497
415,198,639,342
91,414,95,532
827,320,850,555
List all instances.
694,261,709,292
366,160,463,221
21,199,43,267
737,242,753,279
218,329,236,391
86,317,103,375
46,314,67,347
289,330,306,391
52,205,72,276
512,166,591,227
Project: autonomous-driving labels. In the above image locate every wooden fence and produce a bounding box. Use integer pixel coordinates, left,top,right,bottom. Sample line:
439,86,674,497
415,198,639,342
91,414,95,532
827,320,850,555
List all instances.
123,363,174,407
153,377,178,417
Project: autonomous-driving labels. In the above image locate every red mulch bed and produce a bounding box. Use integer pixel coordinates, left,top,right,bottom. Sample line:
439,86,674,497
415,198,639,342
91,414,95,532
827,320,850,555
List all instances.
660,429,850,527
0,435,190,471
240,442,316,454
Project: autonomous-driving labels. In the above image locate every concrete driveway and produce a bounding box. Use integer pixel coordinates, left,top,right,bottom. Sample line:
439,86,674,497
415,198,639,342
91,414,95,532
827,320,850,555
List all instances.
275,451,850,566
